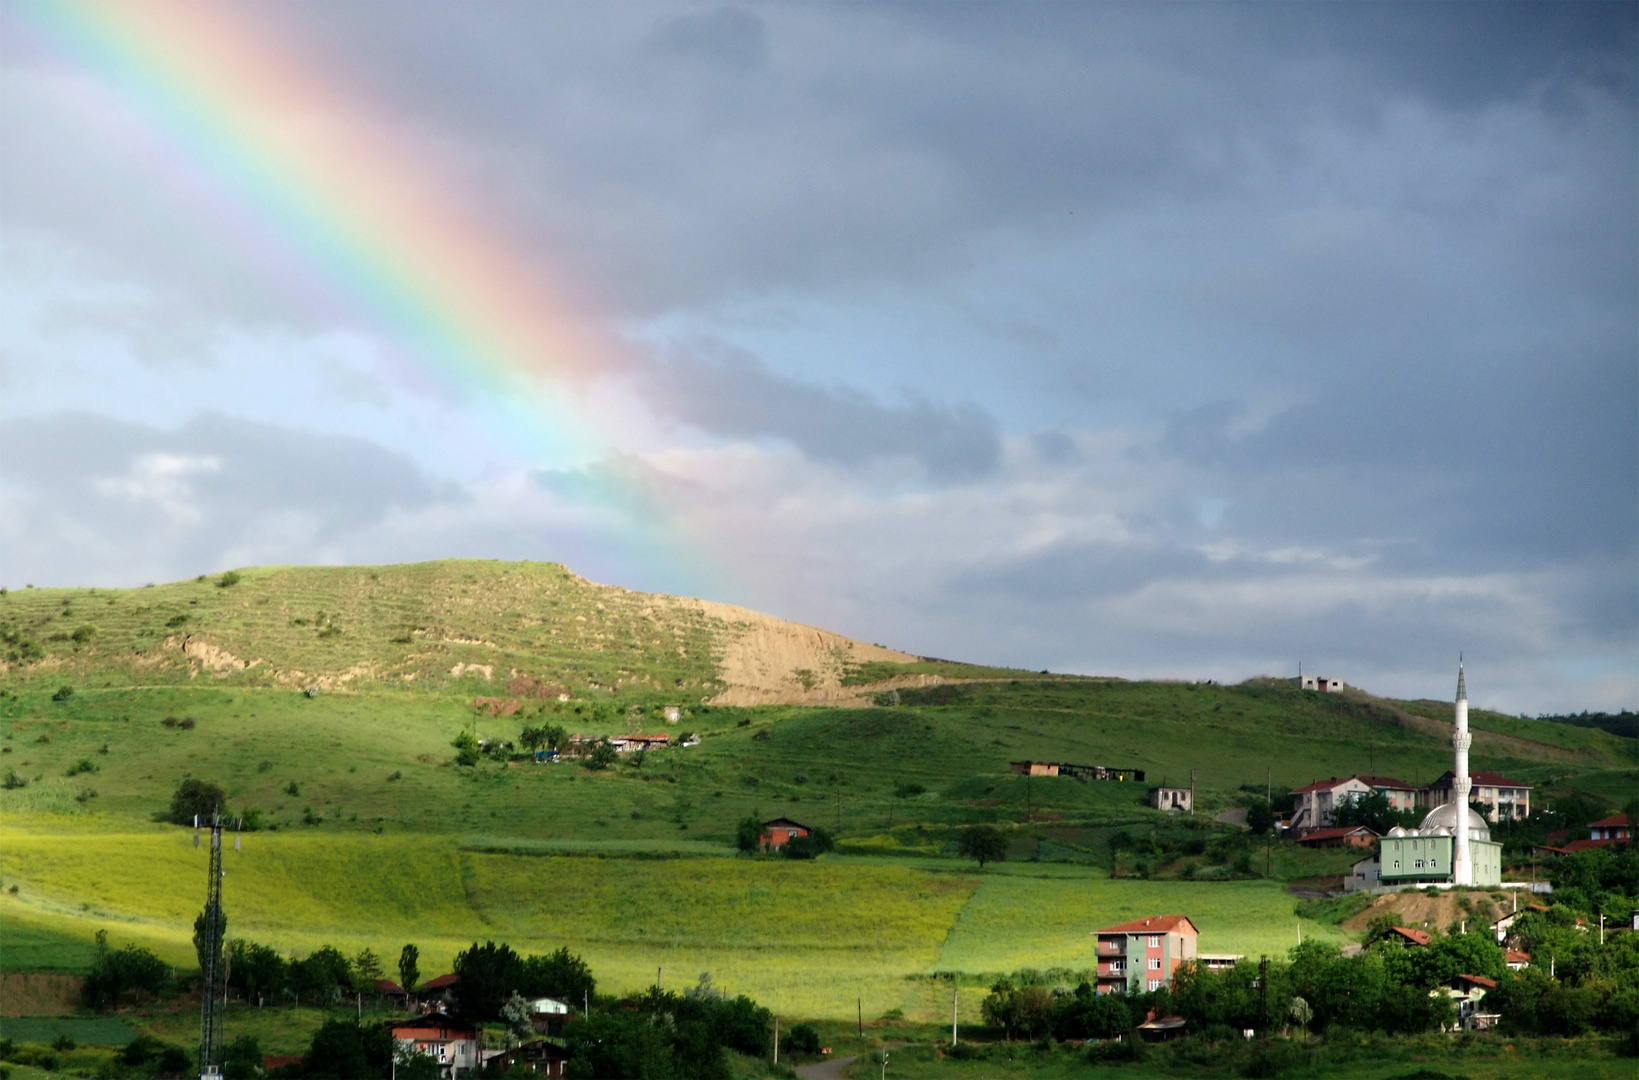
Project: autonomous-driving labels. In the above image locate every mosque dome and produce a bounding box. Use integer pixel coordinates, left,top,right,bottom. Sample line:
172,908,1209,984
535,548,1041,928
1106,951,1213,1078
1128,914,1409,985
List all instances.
1418,803,1491,842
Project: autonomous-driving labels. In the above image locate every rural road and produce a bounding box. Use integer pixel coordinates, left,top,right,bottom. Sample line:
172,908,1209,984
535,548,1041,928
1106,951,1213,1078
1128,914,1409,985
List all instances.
795,1041,911,1080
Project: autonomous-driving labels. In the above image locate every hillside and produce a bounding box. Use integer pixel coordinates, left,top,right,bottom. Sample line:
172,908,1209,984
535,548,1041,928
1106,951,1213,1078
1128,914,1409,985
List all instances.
0,559,940,706
1,559,1635,1019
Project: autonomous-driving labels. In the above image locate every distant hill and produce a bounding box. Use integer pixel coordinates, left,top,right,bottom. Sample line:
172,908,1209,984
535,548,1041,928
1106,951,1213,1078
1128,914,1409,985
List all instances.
0,559,1015,706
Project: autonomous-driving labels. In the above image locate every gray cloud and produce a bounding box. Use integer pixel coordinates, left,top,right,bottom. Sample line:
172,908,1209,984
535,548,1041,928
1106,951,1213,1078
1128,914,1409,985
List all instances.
640,344,1001,481
0,413,460,585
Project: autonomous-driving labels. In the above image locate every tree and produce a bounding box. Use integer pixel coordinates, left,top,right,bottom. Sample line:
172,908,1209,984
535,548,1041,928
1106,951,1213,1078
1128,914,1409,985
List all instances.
518,947,595,1006
958,824,1008,868
301,1018,394,1079
586,740,618,770
83,931,170,1010
230,940,287,1003
736,813,764,853
1247,802,1275,835
222,1035,262,1080
193,903,225,977
398,943,420,995
451,731,480,767
168,778,227,825
1331,791,1419,835
289,946,353,1005
501,992,535,1045
352,948,384,994
453,940,522,1022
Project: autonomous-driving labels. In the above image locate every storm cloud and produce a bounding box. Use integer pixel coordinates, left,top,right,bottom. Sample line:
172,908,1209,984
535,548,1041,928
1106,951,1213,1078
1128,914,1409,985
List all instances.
0,2,1632,712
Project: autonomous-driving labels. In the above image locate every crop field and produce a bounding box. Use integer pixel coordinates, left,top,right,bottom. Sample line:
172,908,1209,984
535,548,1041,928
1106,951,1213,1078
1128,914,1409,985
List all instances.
0,822,1362,1019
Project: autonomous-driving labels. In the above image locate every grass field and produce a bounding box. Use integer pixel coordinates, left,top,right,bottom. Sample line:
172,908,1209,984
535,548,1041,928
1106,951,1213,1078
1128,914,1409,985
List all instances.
0,822,1363,1019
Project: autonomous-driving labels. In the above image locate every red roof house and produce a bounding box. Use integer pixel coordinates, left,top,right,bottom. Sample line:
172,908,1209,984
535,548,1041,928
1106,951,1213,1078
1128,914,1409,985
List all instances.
760,818,810,850
1093,915,1199,995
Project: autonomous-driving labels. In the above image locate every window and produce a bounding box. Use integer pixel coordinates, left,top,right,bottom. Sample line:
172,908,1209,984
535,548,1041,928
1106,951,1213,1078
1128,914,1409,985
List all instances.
1393,860,1400,869
1414,859,1424,869
1148,958,1162,970
1111,961,1125,973
1148,936,1161,948
1149,979,1162,991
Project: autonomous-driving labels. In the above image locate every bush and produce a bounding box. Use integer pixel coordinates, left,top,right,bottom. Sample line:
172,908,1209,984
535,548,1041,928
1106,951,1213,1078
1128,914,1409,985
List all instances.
782,828,835,860
70,625,96,643
1086,1037,1147,1064
84,932,171,1009
451,732,481,767
51,685,73,701
783,1023,821,1057
586,740,618,770
167,778,227,825
223,1034,262,1080
217,571,242,588
736,814,764,853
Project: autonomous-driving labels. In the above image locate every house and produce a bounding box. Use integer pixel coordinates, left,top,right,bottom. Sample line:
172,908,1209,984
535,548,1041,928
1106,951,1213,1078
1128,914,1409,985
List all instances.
1344,853,1381,893
1435,973,1496,1030
387,1012,481,1078
1293,675,1345,692
1492,905,1549,943
1010,760,1145,782
421,973,458,1007
1294,825,1378,849
1148,787,1192,813
500,1039,574,1077
1577,813,1630,844
1136,1014,1188,1041
1505,950,1531,971
611,734,670,753
1385,927,1431,947
1289,775,1416,831
1197,954,1243,973
1419,770,1531,822
373,978,408,1005
761,818,810,850
1093,915,1199,995
527,996,575,1036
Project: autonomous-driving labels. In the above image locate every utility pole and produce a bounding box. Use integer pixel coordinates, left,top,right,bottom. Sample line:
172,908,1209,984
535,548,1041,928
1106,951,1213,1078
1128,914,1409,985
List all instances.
858,996,862,1038
881,1046,889,1080
951,987,958,1046
773,1017,779,1064
1025,772,1031,822
1189,770,1195,816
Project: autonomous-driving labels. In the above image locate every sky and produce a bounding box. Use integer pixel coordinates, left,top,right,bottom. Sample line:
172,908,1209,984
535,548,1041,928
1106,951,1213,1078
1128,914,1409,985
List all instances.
1,1,1634,715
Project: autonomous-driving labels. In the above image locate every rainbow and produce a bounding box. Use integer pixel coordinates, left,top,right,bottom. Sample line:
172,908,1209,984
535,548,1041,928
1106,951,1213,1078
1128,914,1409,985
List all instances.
9,1,717,593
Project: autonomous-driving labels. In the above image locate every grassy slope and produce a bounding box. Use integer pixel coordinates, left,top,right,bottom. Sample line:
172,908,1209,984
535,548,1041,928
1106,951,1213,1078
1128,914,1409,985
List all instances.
1,560,1634,1023
0,560,732,699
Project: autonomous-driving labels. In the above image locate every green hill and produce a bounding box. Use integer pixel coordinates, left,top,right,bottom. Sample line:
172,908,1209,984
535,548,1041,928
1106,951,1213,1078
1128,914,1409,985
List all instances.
0,560,1633,1020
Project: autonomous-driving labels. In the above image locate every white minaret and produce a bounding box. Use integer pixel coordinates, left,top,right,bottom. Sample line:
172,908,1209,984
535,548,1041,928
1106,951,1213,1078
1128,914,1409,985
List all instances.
1451,658,1473,885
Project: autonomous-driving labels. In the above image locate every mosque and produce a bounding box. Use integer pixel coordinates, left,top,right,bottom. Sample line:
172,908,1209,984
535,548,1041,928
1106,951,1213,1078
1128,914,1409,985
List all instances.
1345,662,1504,891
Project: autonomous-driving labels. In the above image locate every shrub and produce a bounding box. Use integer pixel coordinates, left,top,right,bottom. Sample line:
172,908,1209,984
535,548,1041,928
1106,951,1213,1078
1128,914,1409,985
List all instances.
2,772,28,790
782,828,836,860
452,732,481,767
51,685,73,701
69,625,96,643
217,571,242,588
84,932,170,1009
736,814,764,853
65,759,97,777
586,740,617,770
783,1023,821,1057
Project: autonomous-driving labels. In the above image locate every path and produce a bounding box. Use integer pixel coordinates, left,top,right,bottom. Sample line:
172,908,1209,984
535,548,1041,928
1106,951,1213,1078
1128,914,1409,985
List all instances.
795,1041,911,1080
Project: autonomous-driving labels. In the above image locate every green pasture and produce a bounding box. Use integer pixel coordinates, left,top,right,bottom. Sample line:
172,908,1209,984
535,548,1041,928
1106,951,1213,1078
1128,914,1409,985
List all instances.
4,674,1626,849
0,1017,135,1046
1,824,1358,1020
0,921,100,973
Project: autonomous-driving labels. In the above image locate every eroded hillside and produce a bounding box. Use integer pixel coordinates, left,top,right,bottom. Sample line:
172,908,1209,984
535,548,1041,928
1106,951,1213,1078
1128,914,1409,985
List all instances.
0,560,924,704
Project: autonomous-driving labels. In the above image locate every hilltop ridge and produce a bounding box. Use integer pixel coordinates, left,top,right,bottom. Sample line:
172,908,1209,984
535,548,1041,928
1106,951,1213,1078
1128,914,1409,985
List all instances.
0,559,983,706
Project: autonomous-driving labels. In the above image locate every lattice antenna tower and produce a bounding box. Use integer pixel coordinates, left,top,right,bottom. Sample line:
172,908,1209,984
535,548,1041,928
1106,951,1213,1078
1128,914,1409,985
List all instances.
195,812,241,1080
